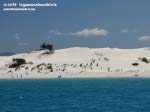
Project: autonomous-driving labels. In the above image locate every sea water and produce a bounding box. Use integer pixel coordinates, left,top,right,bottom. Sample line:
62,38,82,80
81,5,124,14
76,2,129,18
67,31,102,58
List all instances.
0,78,150,112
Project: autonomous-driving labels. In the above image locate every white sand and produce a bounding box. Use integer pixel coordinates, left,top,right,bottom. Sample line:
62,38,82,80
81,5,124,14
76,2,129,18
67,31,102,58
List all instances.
0,47,150,79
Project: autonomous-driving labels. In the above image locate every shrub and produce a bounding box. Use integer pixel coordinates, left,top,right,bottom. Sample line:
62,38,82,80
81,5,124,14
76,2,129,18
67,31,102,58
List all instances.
139,57,149,63
25,66,28,70
47,64,53,72
104,57,109,61
37,63,46,68
132,62,139,66
9,58,26,68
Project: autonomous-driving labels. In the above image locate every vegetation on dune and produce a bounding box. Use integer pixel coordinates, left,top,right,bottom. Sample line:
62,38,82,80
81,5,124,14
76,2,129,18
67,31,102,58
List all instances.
40,43,54,54
132,62,139,66
138,57,149,64
9,58,26,68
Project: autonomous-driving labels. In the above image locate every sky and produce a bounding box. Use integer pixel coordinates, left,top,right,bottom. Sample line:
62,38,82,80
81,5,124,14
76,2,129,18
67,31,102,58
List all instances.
1,0,150,53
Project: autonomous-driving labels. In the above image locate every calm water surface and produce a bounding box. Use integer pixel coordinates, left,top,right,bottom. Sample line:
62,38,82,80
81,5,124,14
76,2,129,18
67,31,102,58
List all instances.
0,78,150,112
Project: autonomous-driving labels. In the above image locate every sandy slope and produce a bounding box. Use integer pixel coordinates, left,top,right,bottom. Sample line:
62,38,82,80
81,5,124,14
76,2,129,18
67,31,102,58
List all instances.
0,47,150,79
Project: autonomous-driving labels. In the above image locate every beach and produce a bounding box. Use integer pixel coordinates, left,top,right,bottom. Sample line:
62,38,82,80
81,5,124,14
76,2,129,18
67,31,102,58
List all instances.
0,47,150,79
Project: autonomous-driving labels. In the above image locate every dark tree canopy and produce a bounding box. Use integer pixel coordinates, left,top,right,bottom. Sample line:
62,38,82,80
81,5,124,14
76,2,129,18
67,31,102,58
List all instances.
40,43,54,53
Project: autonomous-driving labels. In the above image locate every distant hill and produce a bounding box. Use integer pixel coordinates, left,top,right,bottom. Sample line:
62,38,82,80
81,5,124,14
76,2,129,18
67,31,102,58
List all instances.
0,52,15,56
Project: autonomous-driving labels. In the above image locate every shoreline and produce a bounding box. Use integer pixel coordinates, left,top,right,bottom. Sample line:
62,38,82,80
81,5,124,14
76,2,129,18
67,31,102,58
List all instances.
0,72,150,79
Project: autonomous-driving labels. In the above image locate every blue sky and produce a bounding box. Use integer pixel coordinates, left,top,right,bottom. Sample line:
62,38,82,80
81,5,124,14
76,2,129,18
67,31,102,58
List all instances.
1,0,150,53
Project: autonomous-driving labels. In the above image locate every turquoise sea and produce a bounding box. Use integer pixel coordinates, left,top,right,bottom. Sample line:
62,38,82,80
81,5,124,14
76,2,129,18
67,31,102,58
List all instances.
0,78,150,112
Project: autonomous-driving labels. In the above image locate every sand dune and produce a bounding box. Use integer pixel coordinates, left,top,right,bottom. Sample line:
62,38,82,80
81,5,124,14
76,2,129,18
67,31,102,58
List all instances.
0,47,150,79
